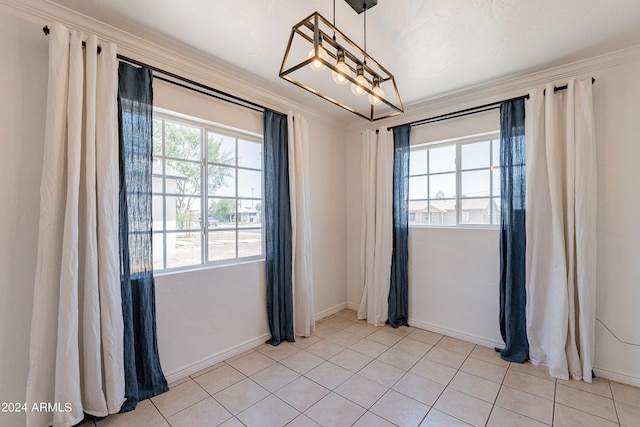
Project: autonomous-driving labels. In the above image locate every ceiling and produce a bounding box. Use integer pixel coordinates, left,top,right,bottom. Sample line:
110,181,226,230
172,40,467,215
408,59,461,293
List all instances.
50,0,640,122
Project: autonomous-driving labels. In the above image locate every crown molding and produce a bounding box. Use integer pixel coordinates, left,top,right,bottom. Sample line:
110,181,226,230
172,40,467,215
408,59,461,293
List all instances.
0,0,347,130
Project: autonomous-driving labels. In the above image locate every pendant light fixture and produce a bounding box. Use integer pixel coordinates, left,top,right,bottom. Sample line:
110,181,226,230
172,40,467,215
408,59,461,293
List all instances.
279,0,403,121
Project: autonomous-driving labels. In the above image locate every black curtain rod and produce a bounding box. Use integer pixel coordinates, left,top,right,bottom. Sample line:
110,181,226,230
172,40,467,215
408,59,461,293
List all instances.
42,25,276,115
387,78,595,131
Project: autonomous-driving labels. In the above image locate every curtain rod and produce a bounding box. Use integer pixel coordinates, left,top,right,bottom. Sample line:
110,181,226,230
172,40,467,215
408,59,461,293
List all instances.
387,78,595,131
42,26,280,115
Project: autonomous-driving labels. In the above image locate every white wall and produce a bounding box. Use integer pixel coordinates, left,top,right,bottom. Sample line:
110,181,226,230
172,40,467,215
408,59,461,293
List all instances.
347,47,640,386
0,4,347,426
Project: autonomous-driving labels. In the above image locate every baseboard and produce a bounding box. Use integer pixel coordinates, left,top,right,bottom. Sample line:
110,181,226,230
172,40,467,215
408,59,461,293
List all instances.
409,317,504,350
164,333,271,384
346,302,359,311
593,366,640,388
315,302,348,321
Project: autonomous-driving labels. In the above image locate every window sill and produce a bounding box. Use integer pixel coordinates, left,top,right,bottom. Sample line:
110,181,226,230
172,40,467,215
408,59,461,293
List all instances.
154,257,265,277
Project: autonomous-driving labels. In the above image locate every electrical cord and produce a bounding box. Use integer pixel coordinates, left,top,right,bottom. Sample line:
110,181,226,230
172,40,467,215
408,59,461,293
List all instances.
596,318,640,347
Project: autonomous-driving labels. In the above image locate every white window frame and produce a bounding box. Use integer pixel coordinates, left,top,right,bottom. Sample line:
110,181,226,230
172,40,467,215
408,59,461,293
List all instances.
152,109,264,273
409,131,501,229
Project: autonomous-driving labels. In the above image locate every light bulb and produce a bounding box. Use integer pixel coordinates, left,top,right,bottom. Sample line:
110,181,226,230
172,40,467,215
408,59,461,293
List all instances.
307,45,328,71
332,62,351,85
368,85,385,106
351,75,367,96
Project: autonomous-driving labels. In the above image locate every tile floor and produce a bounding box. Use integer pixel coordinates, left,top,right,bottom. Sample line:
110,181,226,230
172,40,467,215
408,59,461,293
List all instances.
81,309,640,427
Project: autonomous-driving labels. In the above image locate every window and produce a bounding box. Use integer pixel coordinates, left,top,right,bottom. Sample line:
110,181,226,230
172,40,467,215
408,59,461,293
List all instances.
152,111,263,271
409,132,500,227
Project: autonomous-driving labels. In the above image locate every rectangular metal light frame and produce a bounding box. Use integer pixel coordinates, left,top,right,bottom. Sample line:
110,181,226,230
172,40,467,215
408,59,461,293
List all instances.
279,12,403,122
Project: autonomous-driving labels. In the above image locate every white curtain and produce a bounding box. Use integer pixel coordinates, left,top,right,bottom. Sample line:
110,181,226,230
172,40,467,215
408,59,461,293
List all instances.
358,129,393,326
26,23,124,426
525,78,597,382
287,112,316,337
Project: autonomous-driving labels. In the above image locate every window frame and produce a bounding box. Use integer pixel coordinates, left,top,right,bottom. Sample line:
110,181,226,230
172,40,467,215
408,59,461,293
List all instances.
409,131,501,229
152,109,265,274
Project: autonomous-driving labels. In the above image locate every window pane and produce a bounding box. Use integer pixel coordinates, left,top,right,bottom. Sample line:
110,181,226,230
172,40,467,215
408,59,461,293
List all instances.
461,198,491,224
492,198,501,224
238,228,262,258
238,199,261,227
409,201,429,225
238,139,262,169
152,195,164,231
166,159,201,196
492,139,500,166
409,175,428,200
461,169,490,198
208,198,235,229
428,199,456,225
208,230,237,262
429,145,456,173
153,118,163,155
208,132,235,165
166,196,201,231
410,148,428,175
164,121,201,161
238,169,262,199
461,141,490,170
152,159,163,193
166,231,202,268
492,168,501,196
208,165,235,197
430,173,456,199
153,233,164,270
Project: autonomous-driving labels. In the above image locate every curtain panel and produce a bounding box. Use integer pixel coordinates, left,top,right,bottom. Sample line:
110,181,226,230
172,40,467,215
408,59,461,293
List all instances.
388,125,411,328
525,79,597,381
263,110,295,345
358,129,393,326
118,62,168,412
498,99,529,363
27,23,124,427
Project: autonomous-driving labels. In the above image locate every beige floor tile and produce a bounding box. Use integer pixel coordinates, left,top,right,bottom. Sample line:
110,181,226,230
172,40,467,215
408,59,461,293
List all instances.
322,316,356,330
350,338,390,358
304,392,366,427
368,329,403,346
213,378,269,414
358,359,406,387
393,337,433,358
150,420,170,427
256,342,300,361
503,369,555,400
218,417,244,427
343,322,379,338
250,363,300,392
353,411,396,426
436,337,475,356
509,361,554,380
407,329,444,345
335,309,359,322
279,349,324,374
449,371,501,403
227,351,275,376
495,385,553,425
188,362,226,379
169,375,192,388
410,358,458,385
425,347,468,369
329,348,373,372
290,334,321,349
236,395,299,427
192,364,245,395
557,376,612,398
312,323,340,338
460,357,507,383
434,388,493,427
304,361,353,390
150,379,208,418
384,324,415,337
469,345,510,368
166,397,231,427
376,346,422,370
611,381,640,406
487,406,549,427
286,414,321,427
393,372,446,406
305,339,345,360
96,400,163,427
553,403,619,427
555,383,617,422
325,330,363,347
420,409,473,426
616,400,640,427
371,389,430,426
275,376,329,411
335,374,389,409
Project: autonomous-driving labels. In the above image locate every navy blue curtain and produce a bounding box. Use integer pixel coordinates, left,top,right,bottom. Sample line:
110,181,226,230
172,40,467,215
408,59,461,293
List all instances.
118,62,168,412
263,110,295,345
498,99,529,363
389,125,411,328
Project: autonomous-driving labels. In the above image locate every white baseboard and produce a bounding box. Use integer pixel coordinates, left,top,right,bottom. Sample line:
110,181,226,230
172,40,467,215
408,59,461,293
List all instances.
346,302,359,311
164,333,270,384
593,366,640,388
409,317,504,350
315,302,348,321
